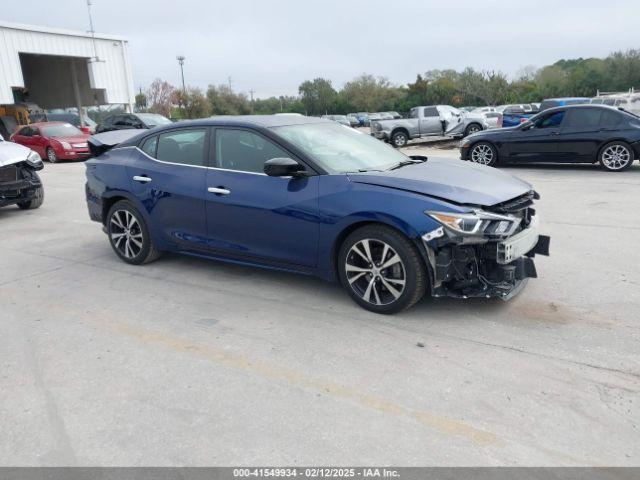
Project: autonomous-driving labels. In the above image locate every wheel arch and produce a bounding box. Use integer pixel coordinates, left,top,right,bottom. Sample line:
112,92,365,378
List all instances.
329,217,422,279
101,191,149,227
597,138,636,162
391,127,410,139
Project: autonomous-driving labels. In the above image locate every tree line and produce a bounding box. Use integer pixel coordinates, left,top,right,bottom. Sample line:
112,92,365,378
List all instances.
136,49,640,119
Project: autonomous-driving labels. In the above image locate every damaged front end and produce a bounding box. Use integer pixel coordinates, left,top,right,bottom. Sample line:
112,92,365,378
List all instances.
420,191,550,300
0,147,44,209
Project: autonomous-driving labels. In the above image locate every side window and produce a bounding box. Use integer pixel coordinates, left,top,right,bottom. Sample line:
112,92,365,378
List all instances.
409,108,418,119
19,126,31,136
140,136,158,157
113,115,128,126
155,129,207,166
535,111,565,129
600,110,622,126
423,106,439,117
31,127,40,136
216,129,291,174
564,109,602,128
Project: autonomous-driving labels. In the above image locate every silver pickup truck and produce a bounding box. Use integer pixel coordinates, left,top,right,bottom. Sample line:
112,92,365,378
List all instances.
371,105,489,147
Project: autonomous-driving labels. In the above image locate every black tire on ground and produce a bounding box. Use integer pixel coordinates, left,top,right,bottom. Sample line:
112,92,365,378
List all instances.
468,141,499,167
598,141,635,172
464,123,483,137
338,224,427,314
391,131,408,148
17,178,44,210
46,147,58,163
106,200,161,265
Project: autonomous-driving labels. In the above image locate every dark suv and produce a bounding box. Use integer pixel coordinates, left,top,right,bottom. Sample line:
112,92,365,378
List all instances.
96,113,172,133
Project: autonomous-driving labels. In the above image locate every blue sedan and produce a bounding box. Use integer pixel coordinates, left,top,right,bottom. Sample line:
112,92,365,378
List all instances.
85,116,549,314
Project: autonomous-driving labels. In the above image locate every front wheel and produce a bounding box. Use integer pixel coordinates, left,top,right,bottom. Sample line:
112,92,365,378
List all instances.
338,225,427,314
391,131,408,148
46,147,58,163
599,141,634,172
17,178,44,210
469,142,498,167
106,200,161,265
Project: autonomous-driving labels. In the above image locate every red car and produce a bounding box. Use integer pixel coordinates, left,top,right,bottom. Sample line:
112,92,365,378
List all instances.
11,122,91,163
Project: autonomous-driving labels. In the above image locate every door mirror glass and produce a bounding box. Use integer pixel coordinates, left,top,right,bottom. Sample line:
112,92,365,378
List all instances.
264,157,305,177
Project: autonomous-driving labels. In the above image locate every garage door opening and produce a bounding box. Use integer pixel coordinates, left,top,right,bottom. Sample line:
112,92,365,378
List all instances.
18,53,107,110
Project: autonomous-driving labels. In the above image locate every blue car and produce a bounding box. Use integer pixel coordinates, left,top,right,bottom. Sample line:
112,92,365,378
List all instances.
85,116,549,314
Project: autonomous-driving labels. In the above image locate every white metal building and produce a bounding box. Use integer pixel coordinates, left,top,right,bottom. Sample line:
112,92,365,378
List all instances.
0,20,134,110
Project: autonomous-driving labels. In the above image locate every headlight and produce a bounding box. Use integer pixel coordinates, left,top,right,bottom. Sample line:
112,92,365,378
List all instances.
426,210,520,237
59,141,72,150
26,150,43,167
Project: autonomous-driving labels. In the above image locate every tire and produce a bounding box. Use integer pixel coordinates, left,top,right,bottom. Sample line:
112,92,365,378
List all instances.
469,141,498,167
598,141,634,172
464,123,482,137
338,225,427,314
391,131,408,148
46,147,58,163
106,200,161,265
17,177,44,210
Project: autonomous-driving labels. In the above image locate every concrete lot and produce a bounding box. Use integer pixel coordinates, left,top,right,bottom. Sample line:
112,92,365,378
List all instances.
1,148,639,466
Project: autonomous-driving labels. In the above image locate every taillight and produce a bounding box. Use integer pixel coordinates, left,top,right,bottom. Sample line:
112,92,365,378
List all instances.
520,117,527,123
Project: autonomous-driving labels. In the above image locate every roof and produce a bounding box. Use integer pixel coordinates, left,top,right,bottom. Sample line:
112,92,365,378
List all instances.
165,115,330,129
0,20,128,42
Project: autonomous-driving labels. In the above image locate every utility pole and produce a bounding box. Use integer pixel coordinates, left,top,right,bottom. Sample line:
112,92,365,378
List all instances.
228,76,232,91
249,89,254,113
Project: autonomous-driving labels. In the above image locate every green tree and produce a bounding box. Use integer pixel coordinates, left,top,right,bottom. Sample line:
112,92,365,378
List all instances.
206,85,251,115
298,78,337,115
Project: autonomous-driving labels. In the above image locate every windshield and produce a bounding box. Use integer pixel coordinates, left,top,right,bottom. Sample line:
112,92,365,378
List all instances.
137,113,172,127
272,122,409,173
41,123,84,137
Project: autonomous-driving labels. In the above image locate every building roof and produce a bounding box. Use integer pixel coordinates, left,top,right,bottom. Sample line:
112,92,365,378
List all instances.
0,20,128,42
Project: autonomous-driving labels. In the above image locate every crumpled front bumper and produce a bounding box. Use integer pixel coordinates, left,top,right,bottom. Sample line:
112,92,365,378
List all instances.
420,218,550,300
0,166,42,208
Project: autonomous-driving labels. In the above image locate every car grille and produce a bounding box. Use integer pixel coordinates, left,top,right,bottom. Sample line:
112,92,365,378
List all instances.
488,190,538,228
0,166,18,183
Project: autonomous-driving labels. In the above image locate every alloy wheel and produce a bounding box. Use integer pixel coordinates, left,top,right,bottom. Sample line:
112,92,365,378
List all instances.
468,125,481,135
47,148,57,163
345,239,406,306
601,144,631,170
394,134,407,147
470,144,494,165
110,209,144,259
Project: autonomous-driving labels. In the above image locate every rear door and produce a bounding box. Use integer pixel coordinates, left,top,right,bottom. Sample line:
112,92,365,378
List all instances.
506,110,566,162
126,127,210,249
556,108,622,162
419,107,442,135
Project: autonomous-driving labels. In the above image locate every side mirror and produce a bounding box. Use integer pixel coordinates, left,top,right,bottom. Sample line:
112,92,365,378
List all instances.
264,157,305,177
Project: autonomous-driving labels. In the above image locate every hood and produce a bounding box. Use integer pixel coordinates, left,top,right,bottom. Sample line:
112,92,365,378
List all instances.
0,141,31,167
52,135,90,143
347,157,532,207
466,126,519,140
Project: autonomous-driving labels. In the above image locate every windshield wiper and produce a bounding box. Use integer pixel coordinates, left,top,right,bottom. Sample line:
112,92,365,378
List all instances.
388,157,426,171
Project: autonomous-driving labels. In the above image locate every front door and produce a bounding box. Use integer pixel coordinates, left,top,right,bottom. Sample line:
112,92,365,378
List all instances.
506,110,566,162
418,106,442,135
126,127,210,250
205,128,319,268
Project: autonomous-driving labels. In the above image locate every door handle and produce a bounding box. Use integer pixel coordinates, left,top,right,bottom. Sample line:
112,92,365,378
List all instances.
133,175,152,183
208,187,231,195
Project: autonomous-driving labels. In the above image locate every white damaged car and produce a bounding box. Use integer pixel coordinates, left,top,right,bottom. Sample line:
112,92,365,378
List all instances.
0,134,44,210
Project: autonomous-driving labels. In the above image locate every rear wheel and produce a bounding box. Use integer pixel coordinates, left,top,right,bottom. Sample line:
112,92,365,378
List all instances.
469,142,498,167
464,123,482,137
599,141,634,172
106,200,161,265
338,225,427,314
391,131,408,148
46,147,58,163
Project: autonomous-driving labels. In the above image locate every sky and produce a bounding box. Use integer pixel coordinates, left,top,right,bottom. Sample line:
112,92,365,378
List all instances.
2,0,639,98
